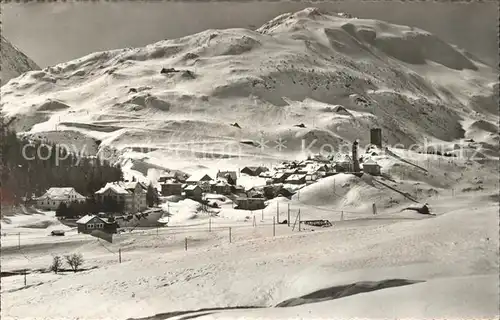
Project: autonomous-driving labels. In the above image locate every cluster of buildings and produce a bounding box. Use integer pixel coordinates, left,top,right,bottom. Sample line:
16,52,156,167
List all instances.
34,181,149,213
159,170,239,200
35,129,385,219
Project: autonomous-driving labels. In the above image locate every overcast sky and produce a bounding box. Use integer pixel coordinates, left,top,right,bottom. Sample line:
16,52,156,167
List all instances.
2,1,498,67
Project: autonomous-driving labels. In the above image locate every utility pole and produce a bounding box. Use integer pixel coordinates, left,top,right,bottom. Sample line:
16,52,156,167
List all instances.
185,237,188,251
273,217,275,237
287,203,290,227
261,209,264,221
18,232,20,250
118,248,122,263
209,217,212,232
298,209,301,231
24,270,27,287
277,202,279,223
229,227,232,243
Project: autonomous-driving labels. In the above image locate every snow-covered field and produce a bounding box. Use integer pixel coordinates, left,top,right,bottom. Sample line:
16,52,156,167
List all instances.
1,7,499,320
1,189,498,319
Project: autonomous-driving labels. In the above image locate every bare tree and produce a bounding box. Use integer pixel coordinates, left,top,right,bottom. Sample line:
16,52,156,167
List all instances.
50,255,63,274
65,253,84,273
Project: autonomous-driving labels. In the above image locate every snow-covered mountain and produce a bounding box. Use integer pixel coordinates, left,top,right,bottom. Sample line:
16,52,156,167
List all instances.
1,35,40,86
1,9,499,319
1,8,498,166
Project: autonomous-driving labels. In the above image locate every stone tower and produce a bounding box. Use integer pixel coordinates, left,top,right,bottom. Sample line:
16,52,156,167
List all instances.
352,140,360,173
370,128,382,148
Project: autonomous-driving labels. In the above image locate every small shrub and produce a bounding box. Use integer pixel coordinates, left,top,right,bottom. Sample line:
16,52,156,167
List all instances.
65,253,84,273
50,255,63,274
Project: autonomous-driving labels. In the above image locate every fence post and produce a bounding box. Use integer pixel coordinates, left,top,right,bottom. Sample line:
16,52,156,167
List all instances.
185,237,188,251
253,215,256,227
287,203,290,227
298,209,301,232
18,232,20,250
229,227,232,243
372,203,377,215
273,217,275,237
118,248,122,263
209,217,212,232
261,209,264,221
277,202,279,223
24,270,27,287
341,211,344,221
292,210,299,231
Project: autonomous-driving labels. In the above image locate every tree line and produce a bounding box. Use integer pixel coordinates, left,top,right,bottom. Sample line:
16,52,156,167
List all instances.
55,196,125,218
1,120,124,205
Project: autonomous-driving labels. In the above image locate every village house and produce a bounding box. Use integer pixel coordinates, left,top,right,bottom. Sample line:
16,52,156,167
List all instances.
186,173,213,192
95,181,147,213
183,185,203,201
35,187,86,211
232,185,246,197
362,158,382,175
271,172,288,184
216,171,237,185
235,197,266,210
305,173,317,184
159,171,186,183
161,180,183,196
212,180,232,195
263,184,294,199
76,215,117,234
240,166,268,177
246,187,265,199
259,170,274,178
285,174,307,185
274,163,288,171
334,156,353,172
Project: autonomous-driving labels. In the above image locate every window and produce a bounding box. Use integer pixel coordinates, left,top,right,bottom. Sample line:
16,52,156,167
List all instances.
87,224,95,229
96,223,104,229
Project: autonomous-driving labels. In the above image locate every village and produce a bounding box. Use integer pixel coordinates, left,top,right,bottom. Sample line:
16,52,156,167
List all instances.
29,129,389,237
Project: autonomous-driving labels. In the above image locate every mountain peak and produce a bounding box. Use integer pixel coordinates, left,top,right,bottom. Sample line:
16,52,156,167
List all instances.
1,36,40,86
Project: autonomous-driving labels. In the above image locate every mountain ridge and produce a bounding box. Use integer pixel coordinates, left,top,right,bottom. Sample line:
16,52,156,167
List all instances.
1,8,498,165
1,35,40,86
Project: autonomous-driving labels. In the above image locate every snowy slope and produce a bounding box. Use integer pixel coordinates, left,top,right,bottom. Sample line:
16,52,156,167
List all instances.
1,35,40,86
2,193,498,319
1,8,497,165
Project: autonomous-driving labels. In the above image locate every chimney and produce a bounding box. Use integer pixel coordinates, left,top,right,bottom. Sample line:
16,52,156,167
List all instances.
352,140,360,173
370,128,382,148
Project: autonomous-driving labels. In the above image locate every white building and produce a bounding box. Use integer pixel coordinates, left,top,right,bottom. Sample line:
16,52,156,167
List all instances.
95,181,148,213
35,187,86,210
185,173,213,192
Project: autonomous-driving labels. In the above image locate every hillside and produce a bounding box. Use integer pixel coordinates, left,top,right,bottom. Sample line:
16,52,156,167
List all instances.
1,35,40,86
0,8,498,168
